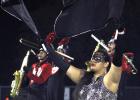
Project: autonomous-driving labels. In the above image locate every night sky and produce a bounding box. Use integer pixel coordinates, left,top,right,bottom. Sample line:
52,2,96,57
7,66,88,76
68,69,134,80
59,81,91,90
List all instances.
0,0,140,87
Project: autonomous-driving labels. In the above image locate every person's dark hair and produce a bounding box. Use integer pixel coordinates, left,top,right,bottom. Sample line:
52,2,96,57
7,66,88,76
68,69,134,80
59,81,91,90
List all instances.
94,49,111,71
73,50,111,100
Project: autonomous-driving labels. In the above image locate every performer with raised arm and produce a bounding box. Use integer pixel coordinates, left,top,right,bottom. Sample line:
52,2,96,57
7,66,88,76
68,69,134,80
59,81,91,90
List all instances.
11,32,73,100
45,28,137,100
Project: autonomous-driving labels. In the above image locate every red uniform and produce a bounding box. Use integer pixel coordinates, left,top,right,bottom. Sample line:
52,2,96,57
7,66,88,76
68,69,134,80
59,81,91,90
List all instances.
27,63,52,85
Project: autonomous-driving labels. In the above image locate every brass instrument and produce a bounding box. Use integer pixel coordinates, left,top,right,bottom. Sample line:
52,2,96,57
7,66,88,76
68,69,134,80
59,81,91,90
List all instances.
85,61,91,72
10,50,30,97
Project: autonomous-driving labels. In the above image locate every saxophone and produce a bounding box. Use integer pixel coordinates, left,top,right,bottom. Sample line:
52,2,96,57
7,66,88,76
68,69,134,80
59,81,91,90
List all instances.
10,50,30,97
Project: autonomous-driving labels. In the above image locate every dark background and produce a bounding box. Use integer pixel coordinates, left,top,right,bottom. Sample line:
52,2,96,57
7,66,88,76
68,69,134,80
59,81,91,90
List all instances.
0,0,140,87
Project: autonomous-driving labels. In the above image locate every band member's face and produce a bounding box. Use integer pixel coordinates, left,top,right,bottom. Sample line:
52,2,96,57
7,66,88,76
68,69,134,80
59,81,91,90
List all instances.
89,60,106,72
37,50,47,60
89,52,108,72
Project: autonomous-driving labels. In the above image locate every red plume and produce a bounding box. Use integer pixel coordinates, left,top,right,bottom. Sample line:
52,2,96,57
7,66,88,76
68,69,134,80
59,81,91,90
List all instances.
58,37,70,46
45,32,56,45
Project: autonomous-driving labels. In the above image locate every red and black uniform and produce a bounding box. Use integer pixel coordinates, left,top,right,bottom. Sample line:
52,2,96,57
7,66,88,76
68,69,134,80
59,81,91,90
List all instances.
13,61,65,100
27,63,52,85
